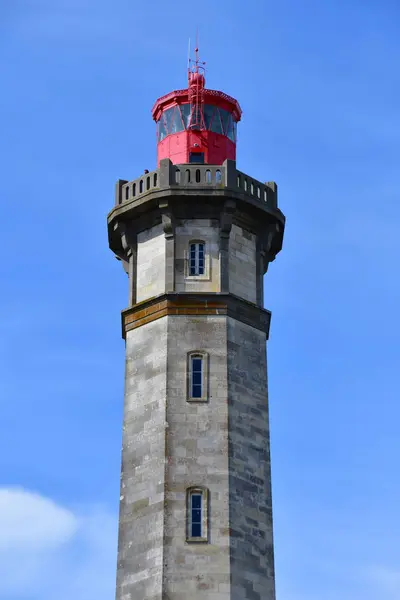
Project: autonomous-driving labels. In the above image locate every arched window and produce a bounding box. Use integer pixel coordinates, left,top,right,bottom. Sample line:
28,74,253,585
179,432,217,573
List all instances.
187,487,208,542
250,182,254,195
244,178,248,192
257,186,260,199
175,169,181,184
195,169,201,183
125,186,129,200
132,183,136,197
153,173,157,187
139,179,143,193
237,174,241,188
215,169,222,184
264,188,268,203
146,176,150,191
185,169,191,184
205,169,211,184
189,241,205,276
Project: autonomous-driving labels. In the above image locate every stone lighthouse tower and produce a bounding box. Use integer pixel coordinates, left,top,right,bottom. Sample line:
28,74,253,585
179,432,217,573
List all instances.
107,50,285,600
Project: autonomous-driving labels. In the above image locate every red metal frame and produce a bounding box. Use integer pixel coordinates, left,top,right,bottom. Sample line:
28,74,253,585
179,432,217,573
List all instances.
152,47,242,167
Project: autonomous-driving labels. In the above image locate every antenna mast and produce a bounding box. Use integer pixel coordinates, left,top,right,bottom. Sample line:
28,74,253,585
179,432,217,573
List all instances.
187,32,206,130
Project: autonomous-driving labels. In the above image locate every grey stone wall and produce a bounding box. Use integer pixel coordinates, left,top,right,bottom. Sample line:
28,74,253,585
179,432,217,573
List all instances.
136,223,166,302
229,224,257,304
163,315,231,599
227,317,275,600
116,317,168,600
175,219,221,293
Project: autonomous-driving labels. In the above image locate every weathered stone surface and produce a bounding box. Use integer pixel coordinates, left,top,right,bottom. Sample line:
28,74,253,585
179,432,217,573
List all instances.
227,318,275,600
116,313,276,600
116,317,168,600
163,315,231,598
229,224,257,303
136,223,165,302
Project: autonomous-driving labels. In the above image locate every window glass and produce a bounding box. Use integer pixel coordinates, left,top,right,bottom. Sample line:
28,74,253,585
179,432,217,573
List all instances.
191,356,203,398
191,493,202,537
164,107,175,135
189,152,204,164
226,114,235,142
171,106,184,134
203,104,215,129
180,104,191,129
158,115,167,141
198,243,204,271
232,121,237,142
189,242,205,276
219,108,231,136
210,108,223,134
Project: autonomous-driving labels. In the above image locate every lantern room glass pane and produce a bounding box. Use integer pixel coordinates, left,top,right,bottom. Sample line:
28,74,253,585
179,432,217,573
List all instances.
164,107,174,135
171,107,184,134
210,108,223,134
158,115,167,141
158,106,185,139
203,104,215,129
226,114,235,142
232,121,237,141
219,108,231,136
180,103,191,128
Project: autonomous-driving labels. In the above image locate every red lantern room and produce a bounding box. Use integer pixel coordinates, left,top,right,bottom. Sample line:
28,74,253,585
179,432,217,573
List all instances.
152,48,242,167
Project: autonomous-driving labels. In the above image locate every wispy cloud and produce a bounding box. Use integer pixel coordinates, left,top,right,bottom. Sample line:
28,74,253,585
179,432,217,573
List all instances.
0,487,117,600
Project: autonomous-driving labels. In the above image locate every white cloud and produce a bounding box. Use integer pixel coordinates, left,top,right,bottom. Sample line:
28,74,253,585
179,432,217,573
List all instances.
0,487,77,551
0,487,117,600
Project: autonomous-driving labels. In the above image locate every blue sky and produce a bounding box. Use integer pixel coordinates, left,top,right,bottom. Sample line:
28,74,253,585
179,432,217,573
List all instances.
0,0,399,598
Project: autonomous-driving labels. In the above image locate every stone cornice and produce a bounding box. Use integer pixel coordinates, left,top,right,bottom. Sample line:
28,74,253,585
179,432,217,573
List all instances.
121,293,272,340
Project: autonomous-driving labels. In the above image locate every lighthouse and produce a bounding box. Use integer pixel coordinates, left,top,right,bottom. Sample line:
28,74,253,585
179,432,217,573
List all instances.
107,49,285,600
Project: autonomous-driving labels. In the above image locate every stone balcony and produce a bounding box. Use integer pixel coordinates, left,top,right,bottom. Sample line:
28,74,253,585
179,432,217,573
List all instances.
108,158,285,265
114,158,280,213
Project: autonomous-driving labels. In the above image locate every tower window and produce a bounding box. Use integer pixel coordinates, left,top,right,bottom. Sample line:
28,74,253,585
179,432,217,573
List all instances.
189,152,204,164
189,242,205,276
187,351,208,401
187,487,208,542
190,493,203,537
190,355,203,398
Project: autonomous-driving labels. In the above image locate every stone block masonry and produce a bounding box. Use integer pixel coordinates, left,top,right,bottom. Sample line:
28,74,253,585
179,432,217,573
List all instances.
163,315,231,598
229,224,257,304
116,317,168,600
136,223,166,303
227,318,275,600
116,312,276,600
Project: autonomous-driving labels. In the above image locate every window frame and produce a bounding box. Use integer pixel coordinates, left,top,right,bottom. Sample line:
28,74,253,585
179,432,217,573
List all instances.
187,351,208,402
186,487,209,543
